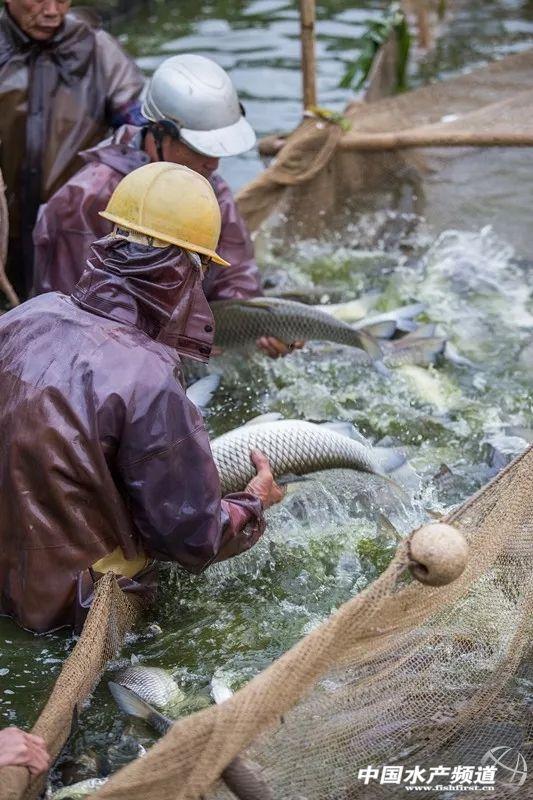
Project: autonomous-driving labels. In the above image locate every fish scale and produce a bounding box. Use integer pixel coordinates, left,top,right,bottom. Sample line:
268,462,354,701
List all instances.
211,298,382,360
211,421,384,495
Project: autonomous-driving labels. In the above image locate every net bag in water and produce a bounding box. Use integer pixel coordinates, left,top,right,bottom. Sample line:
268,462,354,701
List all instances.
84,444,532,800
237,49,533,243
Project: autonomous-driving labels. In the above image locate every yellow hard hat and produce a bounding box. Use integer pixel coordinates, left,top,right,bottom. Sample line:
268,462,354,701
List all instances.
99,162,229,266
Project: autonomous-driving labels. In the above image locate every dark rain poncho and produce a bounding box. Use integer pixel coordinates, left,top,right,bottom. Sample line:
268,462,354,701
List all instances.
0,8,144,296
0,237,265,633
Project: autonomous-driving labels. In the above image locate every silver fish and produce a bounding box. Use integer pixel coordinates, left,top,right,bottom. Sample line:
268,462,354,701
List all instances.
381,335,446,367
341,333,446,369
109,683,274,800
185,373,221,408
112,666,184,710
50,778,108,800
211,297,382,360
211,419,405,495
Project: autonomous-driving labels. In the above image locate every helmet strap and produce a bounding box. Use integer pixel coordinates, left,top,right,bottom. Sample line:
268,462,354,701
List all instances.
148,121,181,162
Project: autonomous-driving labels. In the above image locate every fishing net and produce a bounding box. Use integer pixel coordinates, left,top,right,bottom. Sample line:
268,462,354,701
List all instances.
75,443,533,800
238,49,533,240
0,575,141,800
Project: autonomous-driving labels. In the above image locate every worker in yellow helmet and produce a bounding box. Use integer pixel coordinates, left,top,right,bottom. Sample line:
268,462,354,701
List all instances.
0,162,283,634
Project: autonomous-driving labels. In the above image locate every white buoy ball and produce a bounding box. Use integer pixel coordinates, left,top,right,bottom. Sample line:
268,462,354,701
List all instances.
408,523,469,586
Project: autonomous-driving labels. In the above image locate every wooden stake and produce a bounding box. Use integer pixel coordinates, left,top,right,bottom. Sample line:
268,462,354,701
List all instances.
299,0,317,110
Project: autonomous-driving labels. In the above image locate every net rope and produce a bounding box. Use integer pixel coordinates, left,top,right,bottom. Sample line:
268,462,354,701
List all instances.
0,575,141,800
79,444,532,800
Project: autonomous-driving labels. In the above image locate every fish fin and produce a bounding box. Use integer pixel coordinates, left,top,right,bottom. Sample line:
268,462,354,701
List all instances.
242,296,282,313
108,681,155,721
372,446,407,475
444,342,475,367
386,461,422,493
185,374,221,408
377,512,402,543
318,421,368,444
372,447,422,494
356,329,383,362
373,359,393,379
243,412,284,426
356,320,397,339
396,319,418,333
400,323,437,341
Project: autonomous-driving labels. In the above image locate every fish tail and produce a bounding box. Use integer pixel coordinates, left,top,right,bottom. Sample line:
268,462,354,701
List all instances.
353,329,383,362
108,682,170,734
373,447,407,475
359,320,397,339
372,447,422,494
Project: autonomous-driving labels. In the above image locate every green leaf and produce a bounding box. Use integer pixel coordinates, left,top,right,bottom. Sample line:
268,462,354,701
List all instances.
339,2,411,94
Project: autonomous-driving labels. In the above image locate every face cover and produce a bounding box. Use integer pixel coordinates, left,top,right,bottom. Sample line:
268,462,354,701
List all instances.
155,248,216,363
72,235,216,363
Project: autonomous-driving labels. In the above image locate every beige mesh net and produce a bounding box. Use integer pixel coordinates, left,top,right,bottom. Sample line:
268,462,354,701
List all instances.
0,575,142,800
237,49,533,239
71,443,532,800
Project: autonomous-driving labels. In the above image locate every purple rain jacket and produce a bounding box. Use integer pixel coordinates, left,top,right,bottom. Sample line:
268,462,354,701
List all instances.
33,125,262,301
0,8,144,296
0,236,265,633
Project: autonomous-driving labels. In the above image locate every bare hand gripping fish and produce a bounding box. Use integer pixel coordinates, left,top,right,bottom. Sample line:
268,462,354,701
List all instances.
211,419,406,495
211,297,383,361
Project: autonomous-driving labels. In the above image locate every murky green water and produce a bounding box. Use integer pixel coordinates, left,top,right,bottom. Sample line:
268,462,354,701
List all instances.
0,0,532,789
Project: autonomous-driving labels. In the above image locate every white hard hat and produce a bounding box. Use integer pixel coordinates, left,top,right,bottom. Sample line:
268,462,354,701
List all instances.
142,54,256,158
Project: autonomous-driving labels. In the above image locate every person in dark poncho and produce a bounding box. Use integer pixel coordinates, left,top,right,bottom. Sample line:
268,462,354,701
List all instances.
0,0,144,299
0,162,283,634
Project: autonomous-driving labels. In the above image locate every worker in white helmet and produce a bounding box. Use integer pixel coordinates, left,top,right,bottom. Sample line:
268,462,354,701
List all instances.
33,54,303,358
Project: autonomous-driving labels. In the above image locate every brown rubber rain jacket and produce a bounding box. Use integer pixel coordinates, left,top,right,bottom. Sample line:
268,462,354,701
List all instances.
0,236,265,634
33,125,262,301
0,8,144,296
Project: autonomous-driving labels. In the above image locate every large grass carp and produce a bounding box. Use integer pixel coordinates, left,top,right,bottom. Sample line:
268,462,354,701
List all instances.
109,681,274,800
211,297,382,360
211,419,405,495
112,665,185,709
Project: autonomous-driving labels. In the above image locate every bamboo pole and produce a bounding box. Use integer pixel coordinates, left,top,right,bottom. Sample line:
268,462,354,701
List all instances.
299,0,317,110
338,130,533,150
340,87,533,150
